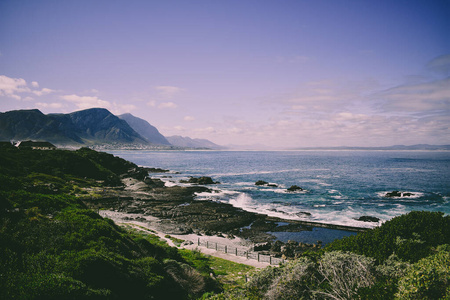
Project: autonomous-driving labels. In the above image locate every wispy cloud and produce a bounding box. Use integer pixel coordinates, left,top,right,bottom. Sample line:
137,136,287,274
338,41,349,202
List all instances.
36,102,64,109
158,101,178,109
32,87,55,96
61,94,111,110
184,116,195,121
0,75,29,99
155,85,184,98
426,53,450,75
376,77,450,114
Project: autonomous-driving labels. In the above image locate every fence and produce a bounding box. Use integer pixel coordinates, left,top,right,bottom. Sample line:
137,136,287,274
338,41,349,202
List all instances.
197,238,285,266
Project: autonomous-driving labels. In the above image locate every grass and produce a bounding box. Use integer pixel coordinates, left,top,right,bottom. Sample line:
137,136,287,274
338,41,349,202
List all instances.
165,234,185,247
208,256,255,290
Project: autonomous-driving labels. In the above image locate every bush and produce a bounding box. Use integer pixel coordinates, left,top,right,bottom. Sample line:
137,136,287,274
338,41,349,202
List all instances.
396,246,450,299
316,251,376,300
326,211,450,263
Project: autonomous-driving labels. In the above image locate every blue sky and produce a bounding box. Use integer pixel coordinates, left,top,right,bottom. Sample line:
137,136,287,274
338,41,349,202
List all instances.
1,0,449,148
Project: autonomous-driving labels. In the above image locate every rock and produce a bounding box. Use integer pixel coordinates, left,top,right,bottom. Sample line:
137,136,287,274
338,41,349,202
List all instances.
180,176,220,185
385,191,402,197
254,242,271,251
144,177,165,188
356,216,380,222
295,211,311,217
145,167,171,173
255,180,278,187
287,185,303,192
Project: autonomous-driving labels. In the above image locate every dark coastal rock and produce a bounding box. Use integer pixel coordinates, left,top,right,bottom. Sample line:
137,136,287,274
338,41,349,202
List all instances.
356,216,380,222
144,177,165,188
255,180,278,187
385,191,415,198
254,242,271,251
145,167,171,173
295,211,312,218
287,185,303,192
180,176,220,185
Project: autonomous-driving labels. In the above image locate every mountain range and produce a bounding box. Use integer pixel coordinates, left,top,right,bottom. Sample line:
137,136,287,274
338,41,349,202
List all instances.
0,108,222,149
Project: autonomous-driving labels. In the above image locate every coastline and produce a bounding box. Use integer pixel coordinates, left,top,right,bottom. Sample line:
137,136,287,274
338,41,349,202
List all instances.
99,210,272,268
83,175,365,260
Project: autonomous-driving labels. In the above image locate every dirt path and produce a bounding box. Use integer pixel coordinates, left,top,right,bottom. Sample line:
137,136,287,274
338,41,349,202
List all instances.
100,210,271,268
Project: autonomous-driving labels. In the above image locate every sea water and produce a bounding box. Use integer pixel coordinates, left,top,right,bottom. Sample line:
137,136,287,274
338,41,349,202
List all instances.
108,150,450,239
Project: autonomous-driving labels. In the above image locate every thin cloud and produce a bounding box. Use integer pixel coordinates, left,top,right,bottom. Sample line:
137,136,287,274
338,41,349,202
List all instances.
158,102,178,109
155,85,184,98
426,53,450,75
61,94,111,110
377,77,450,114
184,116,195,121
32,88,55,96
0,75,29,98
36,102,64,109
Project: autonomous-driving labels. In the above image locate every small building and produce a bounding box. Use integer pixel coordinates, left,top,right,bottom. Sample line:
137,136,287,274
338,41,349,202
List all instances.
16,140,57,150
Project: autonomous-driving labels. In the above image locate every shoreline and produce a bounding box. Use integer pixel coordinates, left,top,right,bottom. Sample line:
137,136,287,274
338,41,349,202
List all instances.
83,175,367,260
99,210,272,268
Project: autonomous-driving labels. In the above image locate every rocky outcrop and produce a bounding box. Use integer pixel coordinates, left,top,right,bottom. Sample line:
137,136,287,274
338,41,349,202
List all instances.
385,191,414,197
287,185,303,192
356,216,380,222
255,180,278,187
180,176,220,185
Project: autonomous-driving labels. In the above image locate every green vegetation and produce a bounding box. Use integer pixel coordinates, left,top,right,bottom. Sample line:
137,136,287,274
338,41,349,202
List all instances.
1,147,449,299
0,147,221,299
204,212,450,299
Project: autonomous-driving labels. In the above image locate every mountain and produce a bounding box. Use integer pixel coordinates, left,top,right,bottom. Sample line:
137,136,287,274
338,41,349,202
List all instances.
166,135,225,149
118,113,171,145
0,108,148,146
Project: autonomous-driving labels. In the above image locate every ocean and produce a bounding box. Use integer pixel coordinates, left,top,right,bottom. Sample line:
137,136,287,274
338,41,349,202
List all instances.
108,150,450,243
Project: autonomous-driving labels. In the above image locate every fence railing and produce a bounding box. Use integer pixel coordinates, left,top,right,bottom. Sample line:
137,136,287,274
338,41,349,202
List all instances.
197,238,285,266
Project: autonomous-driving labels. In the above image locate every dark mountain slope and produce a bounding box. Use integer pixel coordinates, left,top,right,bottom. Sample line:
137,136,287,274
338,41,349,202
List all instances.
0,108,148,146
118,113,171,145
166,135,225,149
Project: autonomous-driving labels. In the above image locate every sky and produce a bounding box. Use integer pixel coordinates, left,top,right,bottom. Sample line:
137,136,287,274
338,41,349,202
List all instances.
0,0,449,148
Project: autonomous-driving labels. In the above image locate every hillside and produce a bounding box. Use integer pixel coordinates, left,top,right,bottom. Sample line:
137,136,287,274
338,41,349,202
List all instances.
166,135,225,149
118,113,171,145
0,147,221,299
0,108,148,147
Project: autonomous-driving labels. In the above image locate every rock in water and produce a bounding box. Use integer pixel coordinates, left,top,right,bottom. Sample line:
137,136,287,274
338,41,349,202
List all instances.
287,185,303,192
356,216,380,222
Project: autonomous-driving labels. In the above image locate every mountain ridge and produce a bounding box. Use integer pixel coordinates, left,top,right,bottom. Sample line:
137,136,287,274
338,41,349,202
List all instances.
0,108,224,149
118,113,171,145
0,108,148,146
166,135,225,149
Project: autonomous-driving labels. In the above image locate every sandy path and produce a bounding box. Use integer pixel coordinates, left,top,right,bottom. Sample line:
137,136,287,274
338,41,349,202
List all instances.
99,210,271,268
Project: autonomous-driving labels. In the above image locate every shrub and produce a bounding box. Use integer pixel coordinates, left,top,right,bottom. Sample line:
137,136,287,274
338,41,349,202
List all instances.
326,211,450,263
265,257,316,300
396,246,450,299
316,251,376,300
